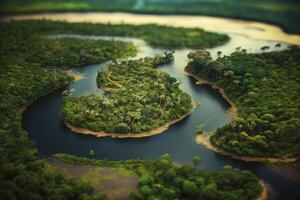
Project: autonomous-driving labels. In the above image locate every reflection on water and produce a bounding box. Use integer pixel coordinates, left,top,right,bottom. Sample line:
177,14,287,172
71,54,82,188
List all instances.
22,34,299,199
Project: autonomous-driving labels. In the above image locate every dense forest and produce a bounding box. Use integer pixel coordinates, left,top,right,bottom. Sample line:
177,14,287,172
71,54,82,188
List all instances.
62,56,192,134
0,20,233,199
186,46,300,158
0,21,141,199
0,0,299,34
55,153,262,200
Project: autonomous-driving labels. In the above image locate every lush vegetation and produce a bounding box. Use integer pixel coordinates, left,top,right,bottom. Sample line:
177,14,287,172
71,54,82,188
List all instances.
152,51,175,66
1,0,299,34
55,153,262,200
0,19,229,198
0,21,138,199
0,16,269,199
186,46,300,158
8,20,228,49
62,56,192,134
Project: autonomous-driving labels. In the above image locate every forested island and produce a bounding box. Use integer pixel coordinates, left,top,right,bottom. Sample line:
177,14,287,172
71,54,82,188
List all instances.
62,56,194,137
186,46,300,161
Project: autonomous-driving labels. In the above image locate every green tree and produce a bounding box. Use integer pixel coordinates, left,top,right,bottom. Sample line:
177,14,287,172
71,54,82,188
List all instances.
192,155,202,168
182,180,198,197
196,124,205,135
140,185,153,196
115,123,130,133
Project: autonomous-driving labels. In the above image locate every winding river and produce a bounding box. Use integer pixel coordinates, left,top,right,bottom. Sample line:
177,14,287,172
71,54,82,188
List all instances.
15,13,300,199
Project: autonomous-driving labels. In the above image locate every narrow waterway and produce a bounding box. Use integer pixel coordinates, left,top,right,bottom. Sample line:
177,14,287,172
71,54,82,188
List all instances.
22,34,299,199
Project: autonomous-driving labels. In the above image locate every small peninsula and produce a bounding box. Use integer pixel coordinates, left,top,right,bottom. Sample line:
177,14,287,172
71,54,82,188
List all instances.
62,56,194,137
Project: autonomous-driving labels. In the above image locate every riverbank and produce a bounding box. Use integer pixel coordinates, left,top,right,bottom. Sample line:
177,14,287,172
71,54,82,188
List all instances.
4,12,300,45
65,102,197,138
257,181,269,200
21,71,84,113
184,68,238,119
196,134,297,163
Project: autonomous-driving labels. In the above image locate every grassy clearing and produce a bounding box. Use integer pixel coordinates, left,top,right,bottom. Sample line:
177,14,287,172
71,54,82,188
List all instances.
50,158,138,199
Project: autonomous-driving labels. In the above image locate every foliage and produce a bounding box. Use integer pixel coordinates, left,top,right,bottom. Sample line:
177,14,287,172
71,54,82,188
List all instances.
62,57,193,134
54,153,262,200
186,46,300,158
153,51,175,66
192,155,202,167
196,124,205,135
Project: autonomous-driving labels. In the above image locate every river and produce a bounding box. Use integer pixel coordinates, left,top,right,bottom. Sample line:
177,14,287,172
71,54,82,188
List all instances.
21,32,300,199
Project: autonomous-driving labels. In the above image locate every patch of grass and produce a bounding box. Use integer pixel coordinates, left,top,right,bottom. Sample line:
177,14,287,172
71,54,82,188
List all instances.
78,166,138,197
116,167,136,177
81,167,103,188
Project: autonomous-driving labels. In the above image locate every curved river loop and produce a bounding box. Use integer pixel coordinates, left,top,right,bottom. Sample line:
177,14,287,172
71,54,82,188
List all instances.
12,13,300,200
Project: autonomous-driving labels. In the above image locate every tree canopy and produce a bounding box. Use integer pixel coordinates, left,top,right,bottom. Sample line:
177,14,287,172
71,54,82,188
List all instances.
63,57,193,134
186,46,300,158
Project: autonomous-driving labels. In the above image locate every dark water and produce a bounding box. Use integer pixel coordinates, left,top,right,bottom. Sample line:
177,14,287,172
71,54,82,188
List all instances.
23,34,299,199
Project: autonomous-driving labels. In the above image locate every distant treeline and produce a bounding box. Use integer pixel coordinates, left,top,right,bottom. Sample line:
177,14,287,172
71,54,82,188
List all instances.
1,0,299,34
9,20,229,49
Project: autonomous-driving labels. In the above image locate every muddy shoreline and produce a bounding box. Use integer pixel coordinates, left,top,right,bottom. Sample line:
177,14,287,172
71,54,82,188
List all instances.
184,68,238,119
65,102,197,138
